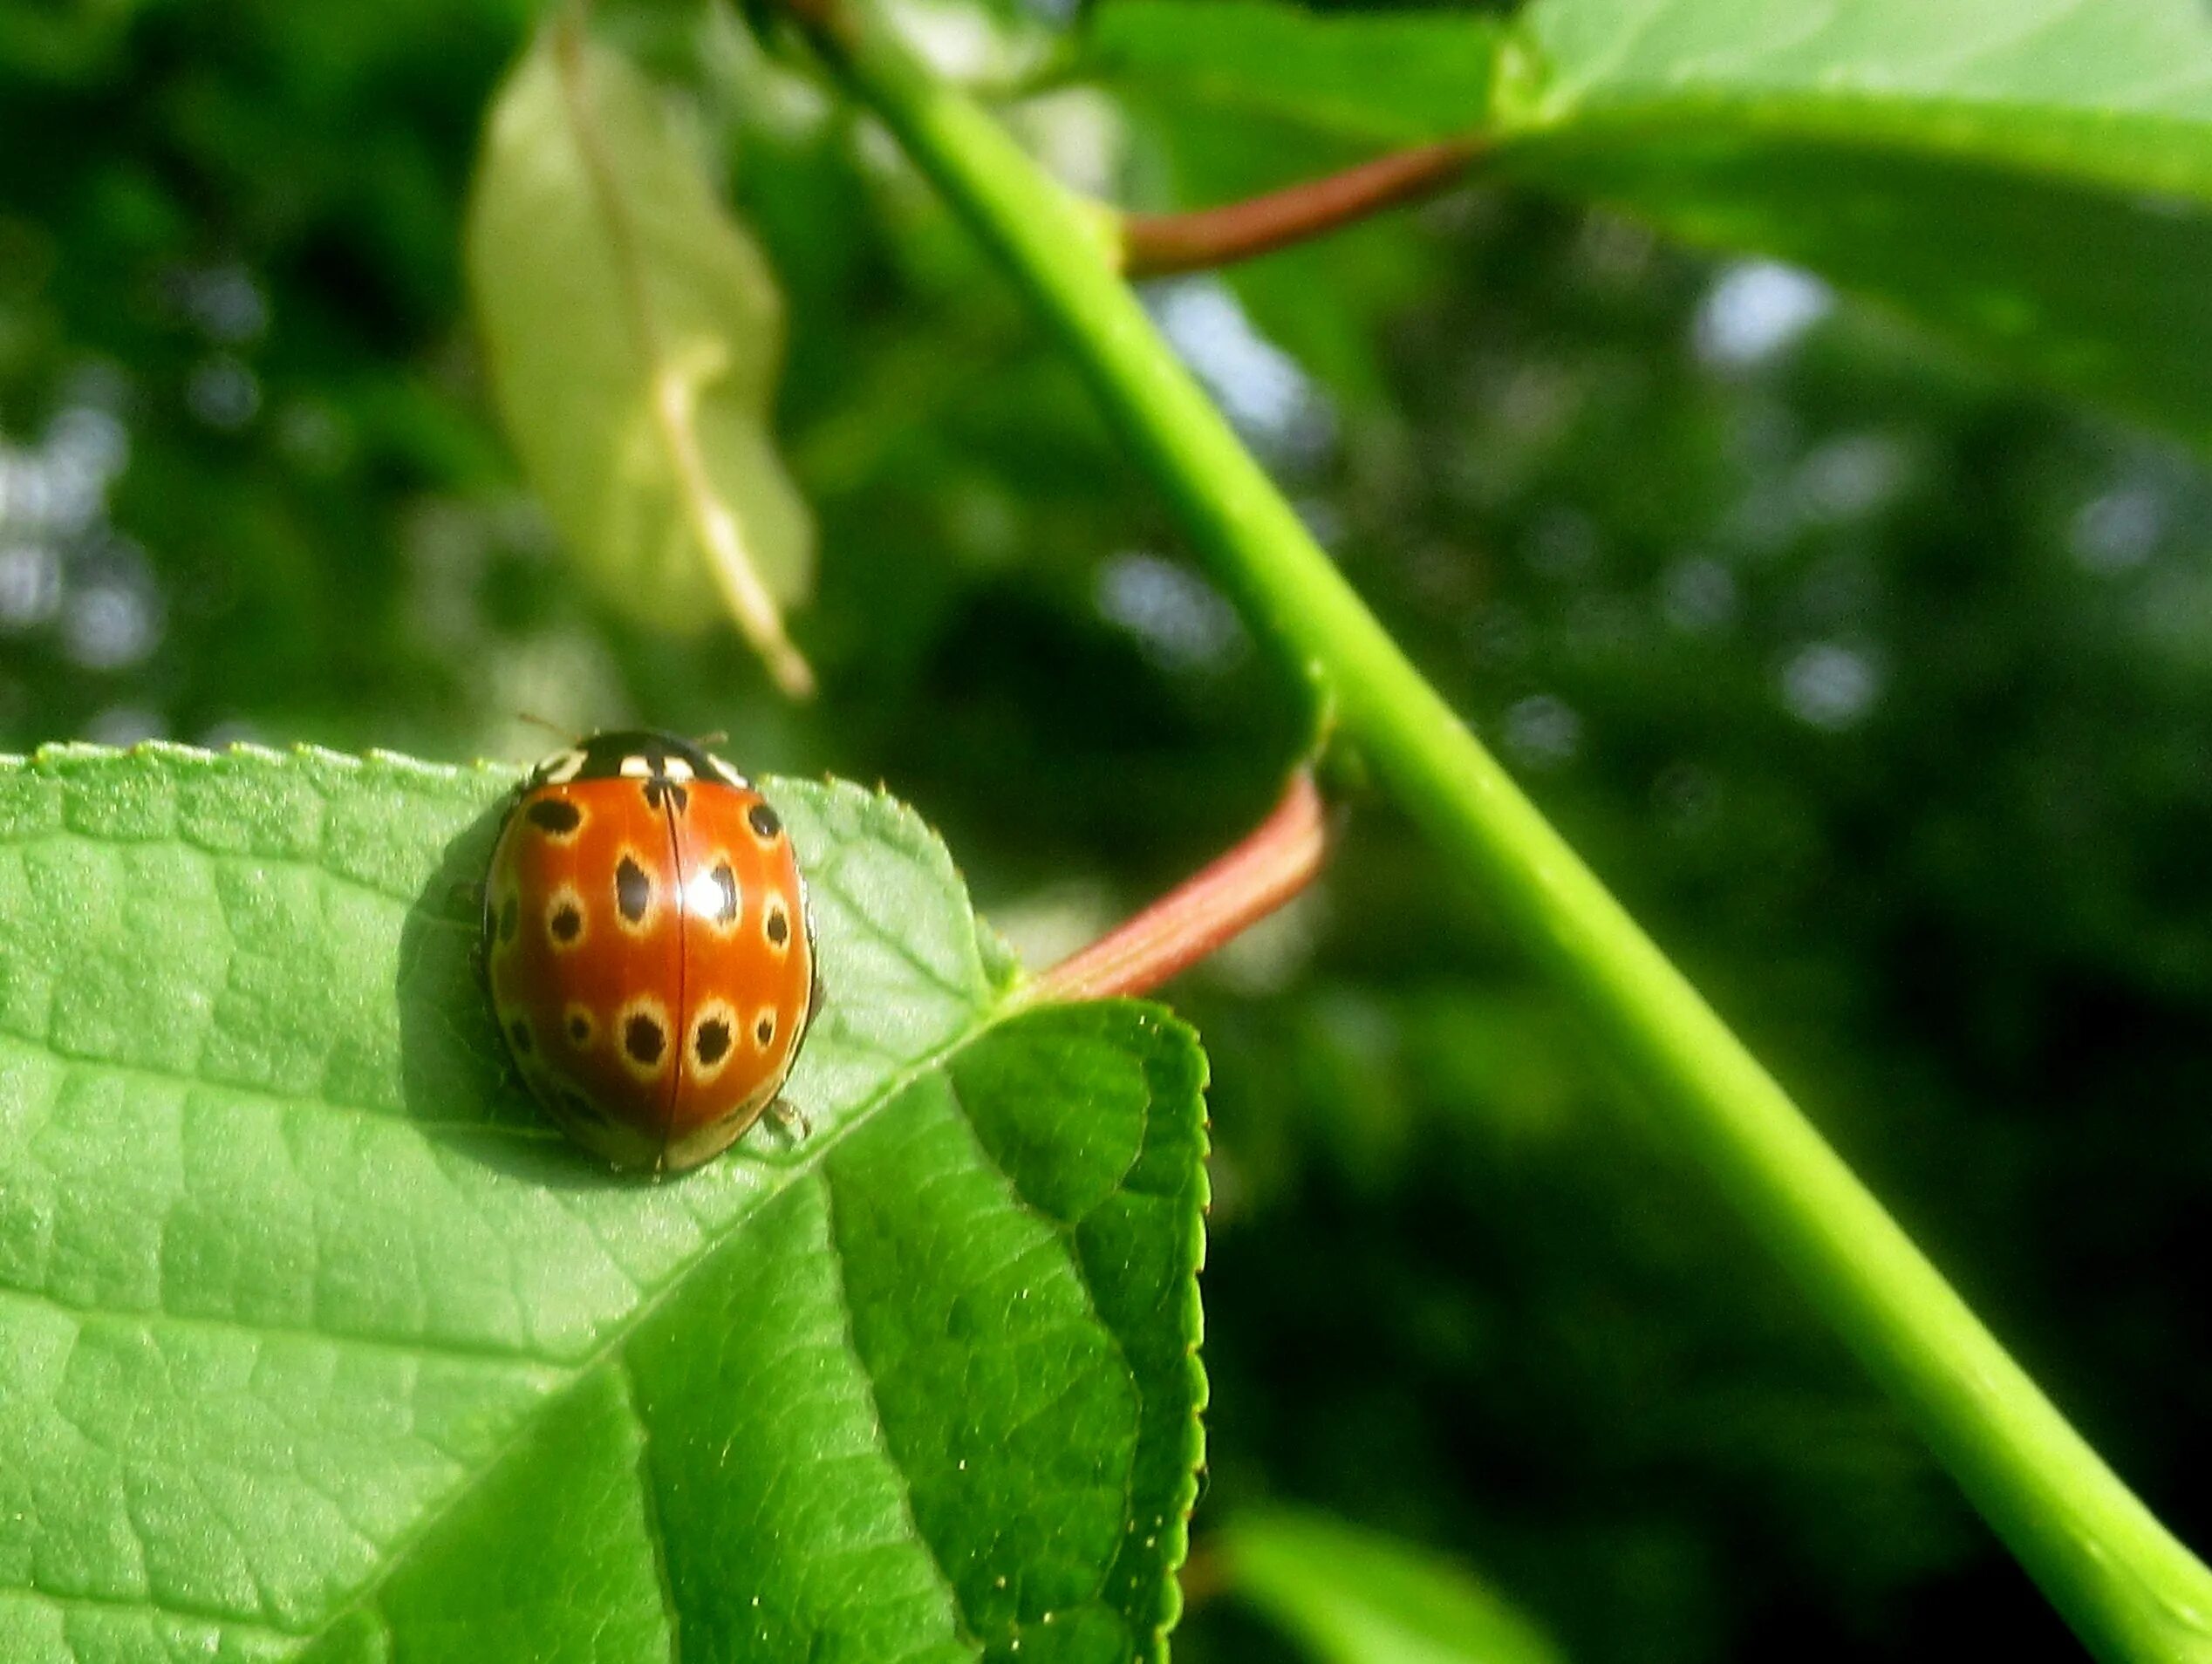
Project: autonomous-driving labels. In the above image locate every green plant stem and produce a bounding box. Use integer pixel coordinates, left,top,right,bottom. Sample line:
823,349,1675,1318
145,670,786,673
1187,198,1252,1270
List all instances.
796,5,2212,1658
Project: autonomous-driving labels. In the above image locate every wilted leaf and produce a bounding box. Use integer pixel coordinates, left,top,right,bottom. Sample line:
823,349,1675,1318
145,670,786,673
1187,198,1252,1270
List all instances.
0,743,1206,1661
1220,1510,1564,1664
467,22,816,690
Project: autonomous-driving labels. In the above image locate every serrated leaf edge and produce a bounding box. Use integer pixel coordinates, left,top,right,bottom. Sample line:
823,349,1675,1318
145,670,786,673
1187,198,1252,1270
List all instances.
0,740,1209,1657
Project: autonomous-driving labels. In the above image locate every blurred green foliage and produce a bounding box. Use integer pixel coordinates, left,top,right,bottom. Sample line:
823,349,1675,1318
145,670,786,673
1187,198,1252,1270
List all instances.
6,2,2212,1661
468,18,816,663
1217,1507,1566,1664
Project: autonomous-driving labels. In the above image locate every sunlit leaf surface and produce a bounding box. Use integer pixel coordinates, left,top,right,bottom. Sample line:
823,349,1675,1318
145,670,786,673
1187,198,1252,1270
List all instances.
1090,0,2212,442
0,744,1206,1663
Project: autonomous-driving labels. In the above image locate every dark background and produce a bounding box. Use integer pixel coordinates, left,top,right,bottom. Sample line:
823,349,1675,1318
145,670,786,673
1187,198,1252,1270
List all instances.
4,2,2209,1658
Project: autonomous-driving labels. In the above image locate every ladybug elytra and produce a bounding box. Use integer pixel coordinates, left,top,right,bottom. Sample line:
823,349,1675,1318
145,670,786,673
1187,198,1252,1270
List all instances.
483,729,817,1174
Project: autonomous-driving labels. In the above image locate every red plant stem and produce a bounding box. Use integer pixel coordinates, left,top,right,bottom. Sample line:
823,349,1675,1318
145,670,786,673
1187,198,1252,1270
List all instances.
1029,770,1329,1004
1120,140,1482,279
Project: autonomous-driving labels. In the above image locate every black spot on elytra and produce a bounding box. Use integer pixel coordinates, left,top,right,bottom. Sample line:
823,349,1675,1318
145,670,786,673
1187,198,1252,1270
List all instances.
709,863,739,925
498,895,519,944
748,801,782,841
755,1013,776,1047
694,1018,733,1067
508,1019,533,1054
526,798,582,835
550,902,583,944
615,856,652,924
625,1013,666,1067
568,1012,591,1046
641,777,689,814
765,903,789,945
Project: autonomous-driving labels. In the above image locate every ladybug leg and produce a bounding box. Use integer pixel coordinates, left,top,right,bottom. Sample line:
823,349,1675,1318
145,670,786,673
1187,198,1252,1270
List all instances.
762,1099,812,1147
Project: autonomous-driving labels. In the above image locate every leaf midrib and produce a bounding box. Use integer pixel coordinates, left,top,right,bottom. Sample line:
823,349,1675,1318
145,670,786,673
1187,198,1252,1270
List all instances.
0,753,1034,1651
290,994,1021,1650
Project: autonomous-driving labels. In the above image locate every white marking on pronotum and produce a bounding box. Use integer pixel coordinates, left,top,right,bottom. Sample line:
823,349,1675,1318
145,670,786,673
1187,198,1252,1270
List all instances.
537,747,587,784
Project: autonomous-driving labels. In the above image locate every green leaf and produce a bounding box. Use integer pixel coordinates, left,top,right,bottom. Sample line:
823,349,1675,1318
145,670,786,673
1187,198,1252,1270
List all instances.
1219,1511,1564,1664
1084,0,1496,400
0,742,1206,1662
1499,0,2212,440
466,23,816,690
1084,0,1505,147
1089,0,2212,441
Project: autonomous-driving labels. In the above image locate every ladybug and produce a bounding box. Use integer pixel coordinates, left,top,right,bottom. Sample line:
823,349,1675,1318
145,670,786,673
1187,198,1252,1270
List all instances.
482,729,817,1175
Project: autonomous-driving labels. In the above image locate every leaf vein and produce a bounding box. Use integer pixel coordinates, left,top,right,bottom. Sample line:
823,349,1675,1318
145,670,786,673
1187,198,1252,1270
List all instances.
0,1284,572,1374
804,857,976,999
2,1033,554,1141
0,1582,297,1646
616,1355,686,1664
292,1002,1007,1650
816,1163,986,1661
939,1067,1144,1610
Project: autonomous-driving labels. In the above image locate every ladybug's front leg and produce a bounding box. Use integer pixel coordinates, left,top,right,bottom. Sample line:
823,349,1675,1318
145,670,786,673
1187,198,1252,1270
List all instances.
761,1099,812,1147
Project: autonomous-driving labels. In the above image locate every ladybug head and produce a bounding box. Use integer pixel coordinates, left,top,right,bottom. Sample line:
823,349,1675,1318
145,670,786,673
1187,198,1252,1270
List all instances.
526,729,750,791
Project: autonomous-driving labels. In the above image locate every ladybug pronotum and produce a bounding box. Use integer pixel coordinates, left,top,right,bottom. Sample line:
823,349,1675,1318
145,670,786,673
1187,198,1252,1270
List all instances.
483,730,817,1174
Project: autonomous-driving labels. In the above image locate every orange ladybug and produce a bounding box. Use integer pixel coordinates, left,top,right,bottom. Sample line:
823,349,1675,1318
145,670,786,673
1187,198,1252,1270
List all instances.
482,730,817,1174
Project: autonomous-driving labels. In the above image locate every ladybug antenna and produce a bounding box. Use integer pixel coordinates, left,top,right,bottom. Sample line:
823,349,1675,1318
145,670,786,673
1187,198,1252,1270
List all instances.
514,711,574,741
693,729,729,748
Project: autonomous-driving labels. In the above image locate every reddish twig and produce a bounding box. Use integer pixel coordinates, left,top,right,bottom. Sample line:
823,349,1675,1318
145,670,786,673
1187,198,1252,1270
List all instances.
1120,140,1482,279
1027,770,1329,1004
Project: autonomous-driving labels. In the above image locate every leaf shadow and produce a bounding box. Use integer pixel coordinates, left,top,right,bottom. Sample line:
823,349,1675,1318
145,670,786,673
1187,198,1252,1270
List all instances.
393,794,638,1192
